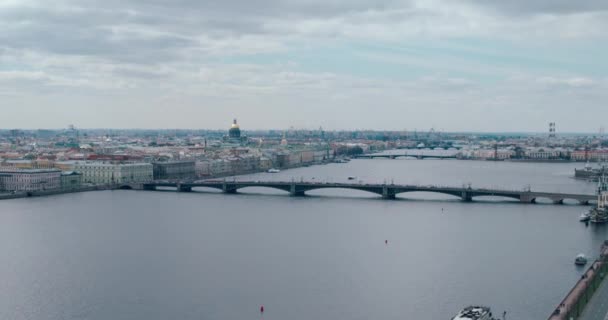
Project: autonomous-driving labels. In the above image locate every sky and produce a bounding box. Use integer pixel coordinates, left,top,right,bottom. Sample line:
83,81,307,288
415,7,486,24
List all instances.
0,0,607,132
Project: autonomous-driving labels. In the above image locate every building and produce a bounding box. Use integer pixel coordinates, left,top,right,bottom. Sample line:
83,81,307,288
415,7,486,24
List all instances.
223,118,248,144
229,119,241,139
152,161,195,180
0,168,61,192
60,171,82,191
73,162,153,185
571,150,608,162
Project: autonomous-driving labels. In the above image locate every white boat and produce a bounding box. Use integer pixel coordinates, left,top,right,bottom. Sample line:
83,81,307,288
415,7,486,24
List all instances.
579,211,591,222
267,168,280,173
452,306,495,320
575,254,588,266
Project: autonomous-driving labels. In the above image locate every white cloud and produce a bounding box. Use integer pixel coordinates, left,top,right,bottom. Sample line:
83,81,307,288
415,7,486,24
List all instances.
0,0,607,130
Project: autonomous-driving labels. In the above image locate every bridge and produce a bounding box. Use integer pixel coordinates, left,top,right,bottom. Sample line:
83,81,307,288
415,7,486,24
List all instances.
128,181,596,205
355,153,459,160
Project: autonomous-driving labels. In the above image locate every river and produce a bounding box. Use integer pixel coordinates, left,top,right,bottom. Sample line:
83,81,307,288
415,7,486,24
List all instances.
0,159,605,320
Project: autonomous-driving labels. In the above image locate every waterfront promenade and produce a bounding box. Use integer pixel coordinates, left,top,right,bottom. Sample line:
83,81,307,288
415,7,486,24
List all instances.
580,276,608,320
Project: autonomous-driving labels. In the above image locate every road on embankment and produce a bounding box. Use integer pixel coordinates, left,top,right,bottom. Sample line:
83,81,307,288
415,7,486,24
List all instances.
580,274,608,320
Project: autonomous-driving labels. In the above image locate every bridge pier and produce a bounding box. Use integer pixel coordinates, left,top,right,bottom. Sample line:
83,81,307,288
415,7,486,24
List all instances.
553,199,564,205
580,200,590,205
222,183,237,194
290,184,306,197
461,191,472,202
178,185,192,192
520,193,535,203
382,186,396,199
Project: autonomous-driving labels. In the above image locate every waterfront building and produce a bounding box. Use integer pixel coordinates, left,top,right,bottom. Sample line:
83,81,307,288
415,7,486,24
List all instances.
524,149,561,160
209,159,232,176
60,171,82,191
152,161,195,180
0,168,61,192
73,162,153,185
195,160,212,177
570,150,608,162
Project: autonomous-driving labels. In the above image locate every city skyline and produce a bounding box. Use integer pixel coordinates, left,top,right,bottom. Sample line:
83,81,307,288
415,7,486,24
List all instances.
1,0,607,131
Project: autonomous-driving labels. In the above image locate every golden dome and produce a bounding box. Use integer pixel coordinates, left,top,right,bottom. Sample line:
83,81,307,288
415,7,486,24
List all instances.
229,118,241,139
230,118,240,129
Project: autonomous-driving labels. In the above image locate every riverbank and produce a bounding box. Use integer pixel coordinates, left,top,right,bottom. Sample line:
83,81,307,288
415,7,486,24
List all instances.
0,185,114,201
0,162,336,201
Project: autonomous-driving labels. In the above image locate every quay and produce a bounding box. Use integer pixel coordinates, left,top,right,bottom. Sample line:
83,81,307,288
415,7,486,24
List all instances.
127,180,596,205
548,241,608,320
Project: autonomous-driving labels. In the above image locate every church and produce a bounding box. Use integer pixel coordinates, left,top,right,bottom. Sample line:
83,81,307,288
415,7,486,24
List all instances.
223,118,247,144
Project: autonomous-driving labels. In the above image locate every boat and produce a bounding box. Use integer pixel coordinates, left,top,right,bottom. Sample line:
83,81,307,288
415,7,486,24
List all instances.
452,306,496,320
574,161,608,180
347,176,356,180
267,168,281,173
575,254,588,266
579,211,591,222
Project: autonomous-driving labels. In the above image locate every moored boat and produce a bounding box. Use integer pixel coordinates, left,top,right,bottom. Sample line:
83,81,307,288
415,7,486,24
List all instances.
579,211,591,222
267,168,281,173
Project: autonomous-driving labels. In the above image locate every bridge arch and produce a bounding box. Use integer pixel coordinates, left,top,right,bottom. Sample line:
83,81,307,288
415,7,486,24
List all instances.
469,195,520,202
190,186,224,193
233,185,292,194
393,190,463,200
301,186,384,197
530,196,554,204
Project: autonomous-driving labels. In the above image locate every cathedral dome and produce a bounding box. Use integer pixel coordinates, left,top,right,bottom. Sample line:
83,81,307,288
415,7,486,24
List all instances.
229,119,241,138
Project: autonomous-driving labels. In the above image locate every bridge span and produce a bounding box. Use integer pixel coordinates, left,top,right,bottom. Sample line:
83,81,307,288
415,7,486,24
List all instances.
128,181,596,205
355,154,458,159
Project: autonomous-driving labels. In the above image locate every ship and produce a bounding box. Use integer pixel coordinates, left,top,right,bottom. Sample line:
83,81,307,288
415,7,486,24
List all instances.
589,175,608,224
574,161,608,180
451,306,496,320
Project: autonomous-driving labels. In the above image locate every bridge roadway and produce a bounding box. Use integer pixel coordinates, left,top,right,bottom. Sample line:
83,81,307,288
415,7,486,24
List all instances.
355,154,458,159
136,181,596,205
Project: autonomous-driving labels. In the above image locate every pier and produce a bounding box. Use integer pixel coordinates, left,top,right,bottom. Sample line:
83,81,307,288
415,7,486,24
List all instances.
127,180,596,205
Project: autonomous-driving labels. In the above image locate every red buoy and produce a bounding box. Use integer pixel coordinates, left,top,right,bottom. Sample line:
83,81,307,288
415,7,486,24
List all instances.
260,305,264,313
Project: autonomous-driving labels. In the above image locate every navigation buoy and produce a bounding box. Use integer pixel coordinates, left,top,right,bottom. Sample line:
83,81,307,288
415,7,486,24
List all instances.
385,240,388,245
260,305,264,313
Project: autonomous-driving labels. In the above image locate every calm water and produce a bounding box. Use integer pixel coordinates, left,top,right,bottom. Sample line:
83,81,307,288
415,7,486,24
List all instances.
0,160,606,320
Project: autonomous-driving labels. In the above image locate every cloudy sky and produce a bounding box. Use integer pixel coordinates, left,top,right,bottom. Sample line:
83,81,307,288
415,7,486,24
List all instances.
1,0,607,132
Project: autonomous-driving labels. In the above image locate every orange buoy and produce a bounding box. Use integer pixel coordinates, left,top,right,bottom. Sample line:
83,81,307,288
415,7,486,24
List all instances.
260,305,264,313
